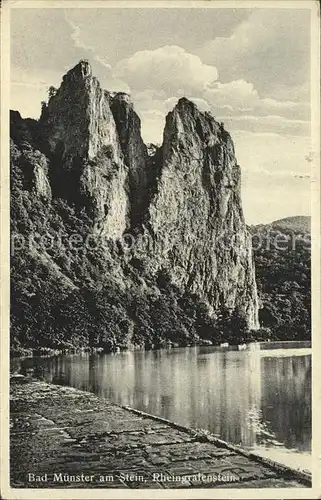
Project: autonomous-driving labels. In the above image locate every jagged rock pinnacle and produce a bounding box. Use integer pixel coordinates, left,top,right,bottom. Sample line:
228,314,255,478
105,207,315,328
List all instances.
176,97,197,109
63,59,92,83
112,92,133,106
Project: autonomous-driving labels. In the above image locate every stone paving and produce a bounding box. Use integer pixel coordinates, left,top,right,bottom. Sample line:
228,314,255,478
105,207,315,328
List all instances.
10,377,311,489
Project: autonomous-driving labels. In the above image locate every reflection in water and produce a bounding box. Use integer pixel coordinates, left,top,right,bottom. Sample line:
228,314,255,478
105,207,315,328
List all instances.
16,346,311,470
260,355,311,450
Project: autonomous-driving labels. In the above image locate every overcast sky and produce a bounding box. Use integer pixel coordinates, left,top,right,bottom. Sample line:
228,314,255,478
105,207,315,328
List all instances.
10,6,312,224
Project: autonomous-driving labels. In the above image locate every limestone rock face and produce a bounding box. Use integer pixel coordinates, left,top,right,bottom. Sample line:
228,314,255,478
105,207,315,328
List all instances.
43,60,122,163
41,60,129,236
141,98,259,329
10,61,259,333
9,112,52,200
110,92,151,226
30,152,52,200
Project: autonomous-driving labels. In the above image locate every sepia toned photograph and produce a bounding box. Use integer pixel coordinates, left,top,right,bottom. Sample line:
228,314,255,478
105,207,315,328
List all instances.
1,1,320,498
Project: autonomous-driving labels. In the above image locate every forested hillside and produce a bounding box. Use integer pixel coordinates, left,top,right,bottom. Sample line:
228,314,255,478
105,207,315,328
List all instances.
251,217,311,340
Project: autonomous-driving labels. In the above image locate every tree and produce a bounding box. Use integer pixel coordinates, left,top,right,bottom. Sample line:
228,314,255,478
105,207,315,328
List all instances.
48,86,57,99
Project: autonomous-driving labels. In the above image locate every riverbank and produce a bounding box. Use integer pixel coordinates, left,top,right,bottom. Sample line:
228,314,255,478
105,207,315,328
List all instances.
10,376,311,489
10,341,209,358
10,339,312,359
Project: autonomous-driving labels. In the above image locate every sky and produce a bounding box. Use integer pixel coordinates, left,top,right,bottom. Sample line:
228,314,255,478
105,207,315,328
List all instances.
10,6,312,224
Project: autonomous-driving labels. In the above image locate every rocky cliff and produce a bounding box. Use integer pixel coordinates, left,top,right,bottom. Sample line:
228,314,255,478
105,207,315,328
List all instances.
10,60,259,353
139,98,259,329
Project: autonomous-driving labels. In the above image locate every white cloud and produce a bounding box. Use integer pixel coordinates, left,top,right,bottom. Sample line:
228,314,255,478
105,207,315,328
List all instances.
195,9,310,100
115,45,218,94
217,114,310,137
133,78,310,144
134,89,167,102
233,131,311,224
255,98,309,121
64,12,112,71
204,80,309,120
206,79,258,103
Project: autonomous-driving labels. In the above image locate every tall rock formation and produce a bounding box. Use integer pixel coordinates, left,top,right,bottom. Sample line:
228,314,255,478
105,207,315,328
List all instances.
40,60,129,237
137,98,259,329
10,60,259,353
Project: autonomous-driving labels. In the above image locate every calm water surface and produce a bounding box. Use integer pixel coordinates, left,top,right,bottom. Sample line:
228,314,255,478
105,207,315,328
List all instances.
15,345,311,471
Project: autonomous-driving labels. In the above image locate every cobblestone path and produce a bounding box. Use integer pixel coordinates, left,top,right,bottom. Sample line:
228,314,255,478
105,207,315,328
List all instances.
10,377,311,489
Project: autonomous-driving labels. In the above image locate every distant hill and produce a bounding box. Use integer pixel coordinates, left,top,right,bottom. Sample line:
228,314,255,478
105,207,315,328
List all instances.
249,215,311,341
254,216,310,234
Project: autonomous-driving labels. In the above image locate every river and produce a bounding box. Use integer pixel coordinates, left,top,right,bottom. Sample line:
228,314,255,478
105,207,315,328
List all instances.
13,343,312,473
